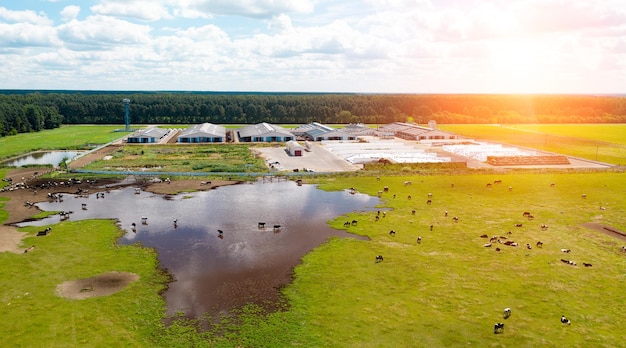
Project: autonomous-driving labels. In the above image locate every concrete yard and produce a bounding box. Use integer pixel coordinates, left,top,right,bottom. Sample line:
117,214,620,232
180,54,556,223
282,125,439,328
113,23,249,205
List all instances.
254,143,362,173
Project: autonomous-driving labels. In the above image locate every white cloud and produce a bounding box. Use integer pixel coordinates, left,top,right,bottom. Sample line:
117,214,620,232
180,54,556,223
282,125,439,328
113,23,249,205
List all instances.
0,7,53,25
60,6,81,22
175,0,314,18
0,22,58,48
58,15,152,48
91,0,173,21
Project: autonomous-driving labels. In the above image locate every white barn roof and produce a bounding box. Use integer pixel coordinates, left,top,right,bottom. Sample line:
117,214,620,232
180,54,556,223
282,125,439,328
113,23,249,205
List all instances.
178,123,226,139
238,122,293,138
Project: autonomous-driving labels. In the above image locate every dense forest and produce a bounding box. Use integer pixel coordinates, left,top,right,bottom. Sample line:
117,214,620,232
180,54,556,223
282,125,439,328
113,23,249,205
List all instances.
1,91,625,137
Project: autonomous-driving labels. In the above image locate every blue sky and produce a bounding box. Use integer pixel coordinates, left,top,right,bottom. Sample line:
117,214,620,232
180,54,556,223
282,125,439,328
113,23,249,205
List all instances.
1,0,625,93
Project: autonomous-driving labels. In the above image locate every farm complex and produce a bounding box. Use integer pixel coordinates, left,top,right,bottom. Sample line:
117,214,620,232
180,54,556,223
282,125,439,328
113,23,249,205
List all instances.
120,121,612,173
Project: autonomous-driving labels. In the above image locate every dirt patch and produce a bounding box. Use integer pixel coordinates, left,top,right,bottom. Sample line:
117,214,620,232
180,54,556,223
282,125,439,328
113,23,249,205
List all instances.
55,271,139,300
0,225,29,253
143,179,239,195
581,222,626,242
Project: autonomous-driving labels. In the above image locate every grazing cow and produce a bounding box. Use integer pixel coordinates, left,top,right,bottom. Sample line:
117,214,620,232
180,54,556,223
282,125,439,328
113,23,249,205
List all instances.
583,263,593,267
218,229,224,238
495,247,501,252
480,234,488,238
411,209,416,215
486,183,492,188
383,186,389,192
508,186,513,191
561,259,576,266
490,236,498,243
523,212,531,217
389,230,396,236
344,221,351,228
258,222,266,228
452,216,459,223
526,243,532,249
622,246,626,252
141,217,148,225
427,193,433,198
581,194,586,199
273,225,281,231
515,223,523,227
484,243,492,247
503,241,514,246
377,191,383,197
375,255,384,263
600,206,606,210
352,220,358,226
430,225,433,231
81,203,87,210
536,241,543,248
561,248,571,253
24,245,35,253
493,323,504,334
393,194,396,199
417,236,422,244
541,224,549,230
375,215,380,221
426,199,432,205
561,315,571,325
444,210,448,217
494,180,502,184
407,195,412,200
527,215,535,220
451,183,455,188
504,308,511,319
404,181,412,186
382,212,386,218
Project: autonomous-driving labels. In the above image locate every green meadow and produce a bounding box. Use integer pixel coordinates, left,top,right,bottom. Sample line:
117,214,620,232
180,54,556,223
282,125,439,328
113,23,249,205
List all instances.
82,144,268,173
2,171,625,347
1,125,626,347
438,124,626,165
0,125,128,160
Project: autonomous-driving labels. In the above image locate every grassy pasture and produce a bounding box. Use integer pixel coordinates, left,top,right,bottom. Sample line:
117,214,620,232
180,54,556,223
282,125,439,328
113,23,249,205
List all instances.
83,144,268,173
0,125,126,160
285,173,626,347
1,172,625,347
0,219,170,347
438,124,626,165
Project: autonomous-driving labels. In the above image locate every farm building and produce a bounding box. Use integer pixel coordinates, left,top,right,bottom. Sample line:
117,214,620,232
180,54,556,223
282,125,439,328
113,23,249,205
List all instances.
292,122,356,141
177,123,226,143
286,140,305,156
237,123,294,142
127,127,171,143
377,122,457,142
342,123,376,136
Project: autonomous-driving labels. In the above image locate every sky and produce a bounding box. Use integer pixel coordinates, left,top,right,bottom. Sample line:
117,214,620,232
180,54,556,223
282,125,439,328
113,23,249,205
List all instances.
0,0,625,94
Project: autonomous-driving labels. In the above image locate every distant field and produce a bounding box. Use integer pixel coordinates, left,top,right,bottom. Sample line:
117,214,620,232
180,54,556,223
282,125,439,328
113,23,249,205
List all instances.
438,124,626,165
0,125,128,160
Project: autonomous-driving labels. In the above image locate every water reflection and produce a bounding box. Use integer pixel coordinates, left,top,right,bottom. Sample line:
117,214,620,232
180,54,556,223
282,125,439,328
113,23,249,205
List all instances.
21,181,379,318
2,151,83,167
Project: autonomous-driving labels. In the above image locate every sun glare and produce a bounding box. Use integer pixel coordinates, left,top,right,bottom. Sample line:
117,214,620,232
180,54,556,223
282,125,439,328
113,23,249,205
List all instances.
486,40,546,93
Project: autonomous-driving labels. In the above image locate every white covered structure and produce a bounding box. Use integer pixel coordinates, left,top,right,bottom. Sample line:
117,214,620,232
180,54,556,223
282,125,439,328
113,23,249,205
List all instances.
177,123,226,143
286,140,305,156
127,127,170,143
237,123,294,142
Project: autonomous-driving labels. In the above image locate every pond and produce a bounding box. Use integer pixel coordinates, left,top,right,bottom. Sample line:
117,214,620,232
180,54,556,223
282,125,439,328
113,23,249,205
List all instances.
20,180,380,319
2,151,84,167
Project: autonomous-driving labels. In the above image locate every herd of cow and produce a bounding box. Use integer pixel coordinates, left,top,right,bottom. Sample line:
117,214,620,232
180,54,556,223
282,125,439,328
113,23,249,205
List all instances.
342,178,625,335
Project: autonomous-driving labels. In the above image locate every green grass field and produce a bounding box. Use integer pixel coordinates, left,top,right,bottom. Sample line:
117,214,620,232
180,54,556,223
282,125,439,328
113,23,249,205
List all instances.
0,125,128,160
438,124,626,165
83,144,268,173
1,125,626,347
2,172,625,347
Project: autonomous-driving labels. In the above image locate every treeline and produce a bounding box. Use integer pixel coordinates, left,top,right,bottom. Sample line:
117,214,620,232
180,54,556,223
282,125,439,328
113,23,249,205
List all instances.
1,91,626,137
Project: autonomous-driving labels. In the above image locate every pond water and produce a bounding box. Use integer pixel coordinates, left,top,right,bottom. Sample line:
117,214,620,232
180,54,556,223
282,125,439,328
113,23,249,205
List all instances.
20,181,380,319
2,151,84,167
